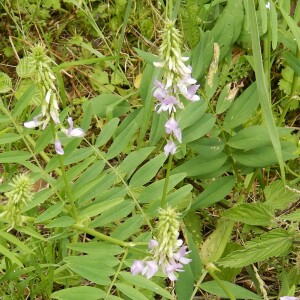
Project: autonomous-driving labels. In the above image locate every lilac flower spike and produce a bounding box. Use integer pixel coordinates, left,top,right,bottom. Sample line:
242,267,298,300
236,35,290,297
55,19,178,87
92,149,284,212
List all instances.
54,139,64,155
164,140,177,156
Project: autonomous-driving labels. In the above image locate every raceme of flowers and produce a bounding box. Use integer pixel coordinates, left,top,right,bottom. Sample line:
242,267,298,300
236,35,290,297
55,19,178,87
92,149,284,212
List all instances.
131,206,191,281
153,19,200,156
22,44,84,155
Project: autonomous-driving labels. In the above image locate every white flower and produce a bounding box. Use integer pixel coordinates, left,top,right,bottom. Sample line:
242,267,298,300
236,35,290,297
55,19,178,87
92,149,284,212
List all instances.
164,140,177,156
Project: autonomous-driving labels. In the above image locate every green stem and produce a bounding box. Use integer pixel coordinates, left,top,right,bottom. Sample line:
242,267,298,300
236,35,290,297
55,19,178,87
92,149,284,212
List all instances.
161,154,173,208
71,224,145,255
168,0,173,19
207,269,236,300
189,270,208,300
105,248,129,299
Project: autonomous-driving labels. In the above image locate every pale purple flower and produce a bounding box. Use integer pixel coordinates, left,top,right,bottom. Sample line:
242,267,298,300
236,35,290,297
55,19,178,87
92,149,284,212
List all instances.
155,95,181,114
164,140,177,156
165,118,182,143
173,246,192,265
54,139,64,155
148,239,159,250
50,108,60,125
142,260,158,279
131,260,144,276
280,297,299,300
153,80,168,101
24,115,43,128
162,262,184,281
66,117,84,138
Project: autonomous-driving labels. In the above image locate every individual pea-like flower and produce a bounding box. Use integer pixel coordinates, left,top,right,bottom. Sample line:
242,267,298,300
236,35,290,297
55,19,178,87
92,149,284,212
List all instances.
54,139,64,155
65,117,85,138
165,118,182,143
164,140,177,156
130,206,191,281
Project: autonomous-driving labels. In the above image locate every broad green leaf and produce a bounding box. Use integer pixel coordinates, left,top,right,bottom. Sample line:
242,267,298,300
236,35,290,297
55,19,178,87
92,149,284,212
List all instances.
120,272,173,299
119,146,155,179
182,113,216,144
110,215,143,241
12,84,37,117
34,202,64,223
16,57,35,78
223,82,259,131
222,203,275,226
0,133,22,144
90,94,130,118
139,173,186,203
0,72,12,93
216,84,233,114
188,137,225,157
106,122,137,159
191,176,235,210
232,141,297,168
67,242,124,255
264,180,299,210
227,126,293,149
129,152,167,188
200,280,261,300
0,244,23,267
51,286,105,300
79,198,123,219
218,229,293,268
178,100,208,130
95,117,120,147
115,283,148,300
172,153,227,178
64,255,115,285
0,231,32,253
200,219,234,264
0,150,32,163
90,200,135,227
46,216,75,228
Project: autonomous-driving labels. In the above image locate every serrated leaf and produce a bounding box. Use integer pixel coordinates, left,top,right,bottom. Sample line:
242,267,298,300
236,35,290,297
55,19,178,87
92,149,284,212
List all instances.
264,180,299,210
222,203,275,226
115,283,148,300
51,286,105,300
120,272,173,299
16,57,35,78
129,152,167,188
218,229,293,268
278,209,300,221
0,72,12,93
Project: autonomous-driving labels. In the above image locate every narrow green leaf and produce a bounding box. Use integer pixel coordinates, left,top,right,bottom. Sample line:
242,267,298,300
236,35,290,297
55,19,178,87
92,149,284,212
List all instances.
175,264,194,300
115,283,148,300
95,117,120,147
200,280,261,300
110,215,143,241
129,152,167,188
12,84,36,117
34,202,64,223
0,150,32,163
270,0,278,50
0,244,23,267
120,272,173,299
51,286,105,300
106,122,137,159
283,52,300,76
191,176,235,210
0,133,22,144
0,231,32,253
247,0,285,181
67,242,124,255
218,229,293,268
258,0,268,34
223,203,275,226
46,216,75,228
